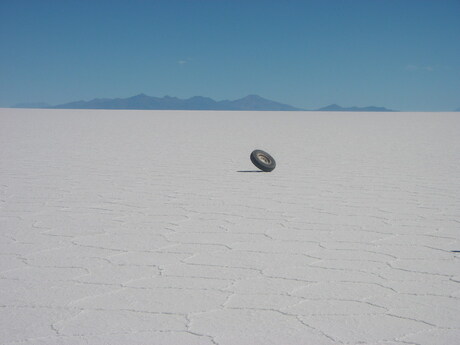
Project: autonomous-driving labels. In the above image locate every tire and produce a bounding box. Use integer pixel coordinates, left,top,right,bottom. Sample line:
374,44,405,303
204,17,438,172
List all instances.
250,149,276,172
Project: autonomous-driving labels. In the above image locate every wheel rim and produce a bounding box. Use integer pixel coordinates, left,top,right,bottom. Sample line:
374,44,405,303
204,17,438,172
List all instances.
257,153,271,164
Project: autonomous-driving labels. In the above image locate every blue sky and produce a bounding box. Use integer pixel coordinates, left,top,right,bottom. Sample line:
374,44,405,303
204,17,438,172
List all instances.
1,0,459,111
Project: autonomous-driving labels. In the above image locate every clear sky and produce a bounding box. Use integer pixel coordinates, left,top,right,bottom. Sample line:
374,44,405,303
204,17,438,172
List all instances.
1,0,459,111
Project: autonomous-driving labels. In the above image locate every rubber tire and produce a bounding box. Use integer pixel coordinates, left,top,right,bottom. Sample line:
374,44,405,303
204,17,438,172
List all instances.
250,150,276,172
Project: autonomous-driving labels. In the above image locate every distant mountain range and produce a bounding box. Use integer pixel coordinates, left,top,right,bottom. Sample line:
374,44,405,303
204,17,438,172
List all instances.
316,104,395,112
12,94,397,111
51,94,302,111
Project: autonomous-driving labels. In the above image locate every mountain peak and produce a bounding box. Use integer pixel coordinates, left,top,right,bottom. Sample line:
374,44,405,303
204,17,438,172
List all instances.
129,93,149,99
242,94,264,100
318,104,343,111
226,95,302,111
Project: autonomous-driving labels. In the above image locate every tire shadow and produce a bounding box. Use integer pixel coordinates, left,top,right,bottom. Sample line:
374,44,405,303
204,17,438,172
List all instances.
237,170,264,173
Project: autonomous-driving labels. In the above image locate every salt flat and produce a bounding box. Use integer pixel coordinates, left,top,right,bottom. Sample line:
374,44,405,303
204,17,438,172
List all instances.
0,108,459,345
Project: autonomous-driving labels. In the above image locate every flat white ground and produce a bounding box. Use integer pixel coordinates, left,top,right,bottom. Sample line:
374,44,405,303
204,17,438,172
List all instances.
0,108,459,345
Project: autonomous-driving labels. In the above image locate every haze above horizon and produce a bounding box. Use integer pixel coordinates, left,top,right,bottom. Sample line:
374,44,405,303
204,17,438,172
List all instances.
1,0,459,111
